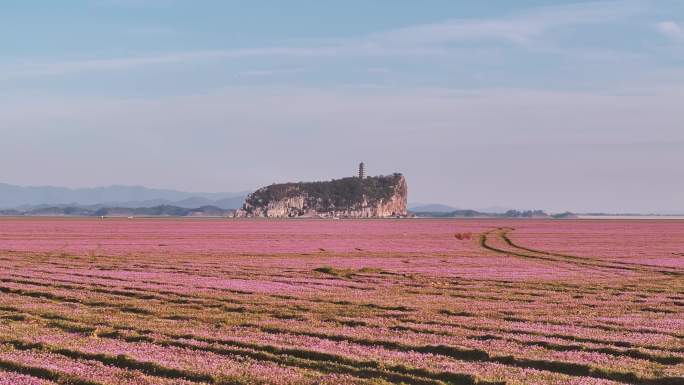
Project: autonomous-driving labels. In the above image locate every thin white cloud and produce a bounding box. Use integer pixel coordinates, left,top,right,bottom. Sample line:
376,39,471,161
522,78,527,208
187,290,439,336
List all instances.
371,1,642,46
0,45,448,80
0,48,331,80
235,67,310,78
657,20,684,41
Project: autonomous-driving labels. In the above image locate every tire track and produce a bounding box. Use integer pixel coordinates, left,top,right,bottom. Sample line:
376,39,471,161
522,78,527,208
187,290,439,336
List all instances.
479,228,683,276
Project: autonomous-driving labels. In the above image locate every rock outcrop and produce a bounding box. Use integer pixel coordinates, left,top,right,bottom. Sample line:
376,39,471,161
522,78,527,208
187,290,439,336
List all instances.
236,174,407,218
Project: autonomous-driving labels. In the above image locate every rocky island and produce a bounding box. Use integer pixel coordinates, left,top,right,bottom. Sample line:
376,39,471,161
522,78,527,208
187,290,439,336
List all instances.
236,173,407,218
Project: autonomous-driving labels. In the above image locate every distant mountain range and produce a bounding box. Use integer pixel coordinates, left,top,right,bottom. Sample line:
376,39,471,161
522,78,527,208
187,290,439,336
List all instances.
409,203,513,214
0,183,248,210
0,204,233,217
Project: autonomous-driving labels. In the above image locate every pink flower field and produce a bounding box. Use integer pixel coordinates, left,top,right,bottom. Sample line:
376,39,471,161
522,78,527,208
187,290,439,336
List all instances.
0,218,683,384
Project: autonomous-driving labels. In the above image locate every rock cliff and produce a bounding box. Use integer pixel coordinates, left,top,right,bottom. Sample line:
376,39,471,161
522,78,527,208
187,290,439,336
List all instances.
236,174,407,218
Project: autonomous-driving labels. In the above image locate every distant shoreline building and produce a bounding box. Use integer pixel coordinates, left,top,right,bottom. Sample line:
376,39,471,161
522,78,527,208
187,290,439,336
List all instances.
358,162,366,179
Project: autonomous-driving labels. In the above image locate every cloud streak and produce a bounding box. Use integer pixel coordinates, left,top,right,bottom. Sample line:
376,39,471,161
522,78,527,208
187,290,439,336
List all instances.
0,1,647,80
371,1,642,46
657,20,684,41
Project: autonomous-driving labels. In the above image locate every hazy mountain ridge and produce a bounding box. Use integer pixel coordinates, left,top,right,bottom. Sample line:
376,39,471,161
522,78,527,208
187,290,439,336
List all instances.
0,183,247,210
410,208,557,218
0,205,233,217
409,203,514,214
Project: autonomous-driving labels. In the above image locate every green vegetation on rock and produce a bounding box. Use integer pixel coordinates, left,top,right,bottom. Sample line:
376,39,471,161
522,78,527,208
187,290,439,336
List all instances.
245,174,405,212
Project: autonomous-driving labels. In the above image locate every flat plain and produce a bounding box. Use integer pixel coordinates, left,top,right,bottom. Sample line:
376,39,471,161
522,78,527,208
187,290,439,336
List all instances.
0,218,682,385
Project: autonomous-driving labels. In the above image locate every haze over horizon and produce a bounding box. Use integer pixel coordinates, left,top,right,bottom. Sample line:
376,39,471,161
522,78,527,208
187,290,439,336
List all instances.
2,0,683,213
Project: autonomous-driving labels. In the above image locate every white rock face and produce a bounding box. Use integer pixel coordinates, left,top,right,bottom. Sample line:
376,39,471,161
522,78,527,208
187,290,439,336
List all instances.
235,175,407,218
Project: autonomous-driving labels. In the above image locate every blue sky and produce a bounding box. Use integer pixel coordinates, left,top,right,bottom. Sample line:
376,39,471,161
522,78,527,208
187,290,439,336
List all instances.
2,0,684,212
